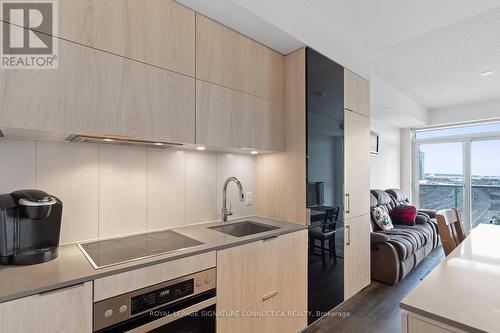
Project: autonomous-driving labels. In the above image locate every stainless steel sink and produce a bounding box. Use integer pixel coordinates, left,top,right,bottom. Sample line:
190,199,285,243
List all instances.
209,221,279,237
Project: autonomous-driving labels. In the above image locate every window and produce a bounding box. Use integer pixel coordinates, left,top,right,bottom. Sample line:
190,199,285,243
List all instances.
414,122,500,232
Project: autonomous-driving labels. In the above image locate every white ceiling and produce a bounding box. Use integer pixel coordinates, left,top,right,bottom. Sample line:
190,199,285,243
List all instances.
177,0,500,120
372,7,500,110
308,0,500,51
309,0,500,110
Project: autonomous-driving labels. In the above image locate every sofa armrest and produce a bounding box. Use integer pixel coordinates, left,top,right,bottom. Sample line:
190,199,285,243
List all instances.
371,242,400,285
415,214,428,225
419,209,437,218
371,232,390,243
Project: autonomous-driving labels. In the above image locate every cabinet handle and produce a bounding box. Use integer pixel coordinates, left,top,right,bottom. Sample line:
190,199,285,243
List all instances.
346,225,351,246
345,193,351,214
262,290,279,301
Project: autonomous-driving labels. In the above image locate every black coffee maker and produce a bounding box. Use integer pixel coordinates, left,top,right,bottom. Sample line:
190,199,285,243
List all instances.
0,189,62,265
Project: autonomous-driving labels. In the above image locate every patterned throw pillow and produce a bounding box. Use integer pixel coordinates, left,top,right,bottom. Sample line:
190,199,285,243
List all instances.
390,204,417,226
371,207,394,231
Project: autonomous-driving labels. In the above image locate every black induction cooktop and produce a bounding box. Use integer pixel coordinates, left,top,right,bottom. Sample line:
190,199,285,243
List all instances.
78,230,204,269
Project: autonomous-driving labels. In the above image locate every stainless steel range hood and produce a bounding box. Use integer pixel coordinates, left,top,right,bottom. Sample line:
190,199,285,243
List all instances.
66,134,184,149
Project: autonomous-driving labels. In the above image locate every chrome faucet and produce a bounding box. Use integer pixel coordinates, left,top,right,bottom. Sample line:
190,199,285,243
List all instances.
221,177,244,223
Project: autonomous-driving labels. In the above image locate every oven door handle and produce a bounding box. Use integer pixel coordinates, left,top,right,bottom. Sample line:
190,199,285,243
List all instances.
125,297,217,333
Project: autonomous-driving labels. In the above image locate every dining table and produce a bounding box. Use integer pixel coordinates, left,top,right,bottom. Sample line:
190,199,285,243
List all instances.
400,223,500,333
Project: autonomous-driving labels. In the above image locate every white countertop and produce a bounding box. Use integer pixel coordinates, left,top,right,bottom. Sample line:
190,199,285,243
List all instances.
401,224,500,333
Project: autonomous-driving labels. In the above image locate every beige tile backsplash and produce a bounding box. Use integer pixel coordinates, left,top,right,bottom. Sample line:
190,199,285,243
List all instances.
0,139,256,244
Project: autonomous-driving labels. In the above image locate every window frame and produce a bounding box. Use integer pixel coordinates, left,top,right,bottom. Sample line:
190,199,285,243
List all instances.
412,122,500,234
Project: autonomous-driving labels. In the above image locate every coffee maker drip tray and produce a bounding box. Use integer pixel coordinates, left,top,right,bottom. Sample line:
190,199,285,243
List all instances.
77,230,204,269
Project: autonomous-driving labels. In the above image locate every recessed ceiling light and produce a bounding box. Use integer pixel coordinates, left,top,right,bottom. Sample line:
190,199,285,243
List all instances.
250,150,258,155
196,146,206,151
102,138,114,142
153,142,164,146
480,71,493,77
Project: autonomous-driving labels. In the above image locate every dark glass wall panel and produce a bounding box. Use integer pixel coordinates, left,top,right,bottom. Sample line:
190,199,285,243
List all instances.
306,47,345,324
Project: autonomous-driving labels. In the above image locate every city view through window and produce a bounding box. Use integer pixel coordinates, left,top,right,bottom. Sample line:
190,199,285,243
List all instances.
416,124,500,229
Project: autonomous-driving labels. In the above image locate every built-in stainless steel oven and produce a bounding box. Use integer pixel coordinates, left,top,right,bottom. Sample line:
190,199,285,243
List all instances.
94,268,216,333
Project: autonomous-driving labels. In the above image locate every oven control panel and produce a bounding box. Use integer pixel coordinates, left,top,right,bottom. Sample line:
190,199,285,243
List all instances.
94,268,216,331
130,279,194,315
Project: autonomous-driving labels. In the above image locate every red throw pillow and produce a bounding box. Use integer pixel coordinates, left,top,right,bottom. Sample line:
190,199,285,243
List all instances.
390,205,417,226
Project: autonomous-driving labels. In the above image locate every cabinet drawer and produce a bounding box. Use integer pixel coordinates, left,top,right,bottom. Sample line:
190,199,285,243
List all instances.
217,278,307,333
0,34,195,144
0,282,92,333
217,230,307,311
196,14,285,102
94,252,215,301
196,80,284,151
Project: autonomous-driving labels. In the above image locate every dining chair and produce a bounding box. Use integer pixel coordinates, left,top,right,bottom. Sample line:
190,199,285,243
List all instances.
436,208,466,256
309,206,340,268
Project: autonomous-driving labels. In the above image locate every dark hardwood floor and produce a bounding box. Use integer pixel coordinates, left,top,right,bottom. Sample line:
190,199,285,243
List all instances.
304,247,444,333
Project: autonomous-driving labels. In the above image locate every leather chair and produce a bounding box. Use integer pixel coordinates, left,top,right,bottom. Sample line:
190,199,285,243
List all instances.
370,190,439,285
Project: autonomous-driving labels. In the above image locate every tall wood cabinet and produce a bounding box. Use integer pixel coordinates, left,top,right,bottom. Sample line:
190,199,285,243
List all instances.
343,68,371,298
256,48,371,325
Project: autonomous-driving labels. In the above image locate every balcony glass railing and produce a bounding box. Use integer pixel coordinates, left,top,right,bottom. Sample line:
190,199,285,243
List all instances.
419,184,500,228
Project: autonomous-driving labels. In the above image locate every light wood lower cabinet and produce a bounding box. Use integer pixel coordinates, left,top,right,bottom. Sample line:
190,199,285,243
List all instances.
344,214,371,300
0,30,195,144
344,109,371,219
402,312,467,333
217,230,307,333
0,282,92,333
196,80,284,151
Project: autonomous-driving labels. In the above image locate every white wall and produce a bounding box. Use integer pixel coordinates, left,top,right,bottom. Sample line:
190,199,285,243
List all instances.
429,98,500,125
370,119,401,190
0,139,256,244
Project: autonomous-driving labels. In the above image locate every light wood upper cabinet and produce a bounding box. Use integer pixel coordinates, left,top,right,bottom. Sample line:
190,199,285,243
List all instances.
344,69,370,117
217,230,307,333
0,282,92,333
344,215,371,300
344,109,371,218
196,14,285,103
1,0,195,76
0,34,195,144
196,80,284,151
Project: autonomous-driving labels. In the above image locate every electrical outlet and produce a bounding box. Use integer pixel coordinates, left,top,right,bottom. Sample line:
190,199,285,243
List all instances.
245,192,254,206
